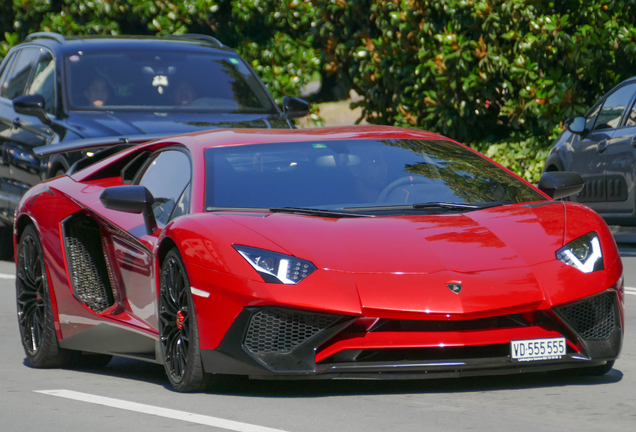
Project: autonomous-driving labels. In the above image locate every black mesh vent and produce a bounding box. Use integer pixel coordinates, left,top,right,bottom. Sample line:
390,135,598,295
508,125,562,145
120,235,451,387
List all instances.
244,308,339,354
64,216,114,313
556,292,616,340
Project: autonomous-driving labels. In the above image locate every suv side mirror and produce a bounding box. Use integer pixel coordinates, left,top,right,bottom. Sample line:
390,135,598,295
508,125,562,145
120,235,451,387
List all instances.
538,171,585,200
100,185,157,235
13,94,52,125
565,116,585,134
282,96,310,119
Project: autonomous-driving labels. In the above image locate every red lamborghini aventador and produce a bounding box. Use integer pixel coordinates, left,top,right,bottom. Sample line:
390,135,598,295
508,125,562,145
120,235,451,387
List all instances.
15,126,623,392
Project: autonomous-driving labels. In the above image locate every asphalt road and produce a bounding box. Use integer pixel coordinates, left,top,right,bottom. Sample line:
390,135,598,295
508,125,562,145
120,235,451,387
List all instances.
0,255,635,432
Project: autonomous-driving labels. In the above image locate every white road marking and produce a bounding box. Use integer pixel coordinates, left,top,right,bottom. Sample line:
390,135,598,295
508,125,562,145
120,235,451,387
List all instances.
35,390,288,432
625,287,636,296
0,273,15,279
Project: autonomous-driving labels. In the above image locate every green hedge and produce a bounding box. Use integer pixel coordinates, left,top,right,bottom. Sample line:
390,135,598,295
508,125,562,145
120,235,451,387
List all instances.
3,1,636,183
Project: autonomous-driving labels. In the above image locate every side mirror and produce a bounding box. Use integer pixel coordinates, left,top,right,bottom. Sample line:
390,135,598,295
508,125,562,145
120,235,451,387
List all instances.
538,171,585,200
13,94,52,125
565,116,585,134
100,185,157,235
282,96,310,119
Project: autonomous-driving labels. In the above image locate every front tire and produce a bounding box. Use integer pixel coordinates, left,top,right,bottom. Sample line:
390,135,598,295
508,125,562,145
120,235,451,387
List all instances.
16,224,71,367
159,249,211,392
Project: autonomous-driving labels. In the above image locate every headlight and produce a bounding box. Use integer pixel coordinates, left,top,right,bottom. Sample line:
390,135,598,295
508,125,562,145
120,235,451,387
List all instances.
234,245,317,284
556,232,603,273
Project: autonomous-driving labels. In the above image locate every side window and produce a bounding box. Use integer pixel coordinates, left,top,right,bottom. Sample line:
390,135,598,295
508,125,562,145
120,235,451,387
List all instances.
28,50,56,114
138,150,191,226
625,99,636,127
0,52,17,94
593,83,636,131
585,103,602,131
0,47,40,100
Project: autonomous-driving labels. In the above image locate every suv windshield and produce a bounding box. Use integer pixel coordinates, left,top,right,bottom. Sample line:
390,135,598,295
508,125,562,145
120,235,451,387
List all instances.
64,50,276,113
205,139,545,212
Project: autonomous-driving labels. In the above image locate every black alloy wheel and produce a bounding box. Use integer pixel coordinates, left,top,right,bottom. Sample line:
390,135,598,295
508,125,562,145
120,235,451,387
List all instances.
16,224,70,367
159,249,211,392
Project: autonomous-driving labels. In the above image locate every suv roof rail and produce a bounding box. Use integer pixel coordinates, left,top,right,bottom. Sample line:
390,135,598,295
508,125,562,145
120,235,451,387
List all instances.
25,32,66,44
164,34,224,48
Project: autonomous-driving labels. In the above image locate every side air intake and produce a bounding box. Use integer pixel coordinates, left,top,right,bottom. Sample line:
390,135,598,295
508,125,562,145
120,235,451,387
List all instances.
63,215,114,313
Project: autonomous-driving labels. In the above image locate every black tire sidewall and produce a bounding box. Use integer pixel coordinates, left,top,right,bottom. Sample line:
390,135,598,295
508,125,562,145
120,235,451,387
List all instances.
16,224,63,367
159,249,208,392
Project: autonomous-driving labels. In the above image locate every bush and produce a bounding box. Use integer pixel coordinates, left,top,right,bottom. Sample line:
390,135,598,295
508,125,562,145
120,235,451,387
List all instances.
3,1,636,182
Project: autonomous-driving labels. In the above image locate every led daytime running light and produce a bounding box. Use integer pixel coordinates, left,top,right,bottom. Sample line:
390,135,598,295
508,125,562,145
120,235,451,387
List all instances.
234,245,317,284
556,232,603,273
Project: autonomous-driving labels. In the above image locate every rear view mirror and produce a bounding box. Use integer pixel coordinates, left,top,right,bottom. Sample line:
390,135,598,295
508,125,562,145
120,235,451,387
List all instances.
565,116,585,134
538,171,585,200
100,185,157,234
282,96,310,119
13,94,52,125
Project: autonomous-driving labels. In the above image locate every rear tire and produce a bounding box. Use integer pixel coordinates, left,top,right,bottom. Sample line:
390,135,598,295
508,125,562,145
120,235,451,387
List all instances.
159,249,213,392
16,224,72,367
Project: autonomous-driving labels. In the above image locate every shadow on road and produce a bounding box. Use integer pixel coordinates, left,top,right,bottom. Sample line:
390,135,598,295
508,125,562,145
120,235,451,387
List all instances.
25,355,622,397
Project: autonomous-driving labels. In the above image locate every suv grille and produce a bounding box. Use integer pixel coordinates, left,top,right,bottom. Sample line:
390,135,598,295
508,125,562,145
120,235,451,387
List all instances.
244,308,339,354
556,292,616,340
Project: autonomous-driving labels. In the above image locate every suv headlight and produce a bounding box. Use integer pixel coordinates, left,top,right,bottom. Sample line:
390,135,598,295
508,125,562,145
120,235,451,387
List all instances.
556,232,603,273
234,245,317,284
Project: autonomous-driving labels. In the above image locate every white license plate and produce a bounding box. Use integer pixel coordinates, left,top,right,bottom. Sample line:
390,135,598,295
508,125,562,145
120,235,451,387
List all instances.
510,337,566,362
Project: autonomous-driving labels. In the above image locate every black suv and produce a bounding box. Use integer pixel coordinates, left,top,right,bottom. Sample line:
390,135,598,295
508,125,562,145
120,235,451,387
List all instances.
0,33,308,258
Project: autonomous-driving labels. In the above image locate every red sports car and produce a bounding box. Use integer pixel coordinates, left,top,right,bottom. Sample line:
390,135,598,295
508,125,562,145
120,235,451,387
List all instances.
15,126,624,392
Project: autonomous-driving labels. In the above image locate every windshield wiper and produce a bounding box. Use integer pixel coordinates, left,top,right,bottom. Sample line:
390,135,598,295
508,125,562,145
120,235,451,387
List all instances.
342,202,505,212
269,207,373,218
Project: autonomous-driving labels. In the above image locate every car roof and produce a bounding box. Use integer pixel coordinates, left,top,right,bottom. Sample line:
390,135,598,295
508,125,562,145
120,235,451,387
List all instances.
16,33,233,55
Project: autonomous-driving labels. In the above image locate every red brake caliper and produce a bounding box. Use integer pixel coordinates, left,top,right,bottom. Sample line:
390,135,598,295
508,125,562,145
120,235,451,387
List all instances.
176,310,186,330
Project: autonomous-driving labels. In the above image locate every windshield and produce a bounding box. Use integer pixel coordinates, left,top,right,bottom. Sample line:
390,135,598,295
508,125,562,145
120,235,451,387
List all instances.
64,50,276,113
204,139,546,212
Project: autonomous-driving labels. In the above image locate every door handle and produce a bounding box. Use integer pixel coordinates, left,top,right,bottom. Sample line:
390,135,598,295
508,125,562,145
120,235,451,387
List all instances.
631,135,636,147
597,139,608,153
12,117,21,128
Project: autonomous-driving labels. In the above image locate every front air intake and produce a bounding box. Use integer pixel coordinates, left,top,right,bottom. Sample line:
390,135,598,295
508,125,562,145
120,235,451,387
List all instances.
555,292,617,340
244,308,340,354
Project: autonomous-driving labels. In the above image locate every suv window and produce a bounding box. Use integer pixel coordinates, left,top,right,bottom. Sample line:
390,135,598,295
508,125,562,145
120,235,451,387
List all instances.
0,52,17,93
593,83,636,131
64,50,276,113
0,47,40,100
138,150,191,226
28,50,56,114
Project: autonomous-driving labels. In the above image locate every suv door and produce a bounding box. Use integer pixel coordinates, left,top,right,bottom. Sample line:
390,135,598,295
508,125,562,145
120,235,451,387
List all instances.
603,88,636,216
110,149,191,330
0,47,55,224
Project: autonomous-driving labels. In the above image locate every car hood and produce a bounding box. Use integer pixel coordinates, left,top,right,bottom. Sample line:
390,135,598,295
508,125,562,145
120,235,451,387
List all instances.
219,203,565,274
65,111,289,137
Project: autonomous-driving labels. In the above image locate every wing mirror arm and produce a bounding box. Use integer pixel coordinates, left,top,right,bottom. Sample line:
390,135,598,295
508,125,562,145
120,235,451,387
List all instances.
100,185,157,235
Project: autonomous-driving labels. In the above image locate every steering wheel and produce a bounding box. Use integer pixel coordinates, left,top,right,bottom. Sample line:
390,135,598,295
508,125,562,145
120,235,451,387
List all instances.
376,176,431,203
